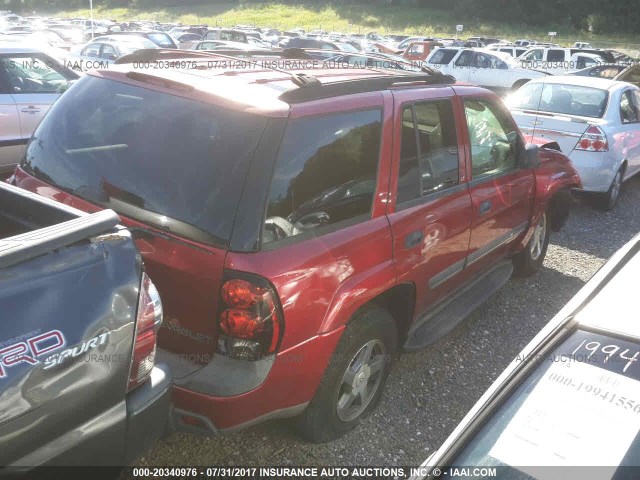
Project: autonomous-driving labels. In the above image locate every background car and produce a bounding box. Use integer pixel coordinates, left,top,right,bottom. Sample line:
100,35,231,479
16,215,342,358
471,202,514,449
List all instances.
191,39,271,52
519,47,615,74
425,47,548,93
569,64,640,87
170,31,202,49
507,75,640,209
415,232,640,479
70,35,158,68
0,47,78,175
105,30,177,48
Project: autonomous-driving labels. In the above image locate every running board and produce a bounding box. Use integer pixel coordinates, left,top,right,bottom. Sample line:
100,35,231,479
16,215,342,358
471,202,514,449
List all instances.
404,260,514,351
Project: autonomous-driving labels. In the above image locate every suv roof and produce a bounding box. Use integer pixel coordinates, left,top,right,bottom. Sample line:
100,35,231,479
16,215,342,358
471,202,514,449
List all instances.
106,50,454,110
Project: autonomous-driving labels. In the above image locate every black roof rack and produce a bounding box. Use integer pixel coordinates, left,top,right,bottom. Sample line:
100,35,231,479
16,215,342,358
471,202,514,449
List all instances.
278,73,455,103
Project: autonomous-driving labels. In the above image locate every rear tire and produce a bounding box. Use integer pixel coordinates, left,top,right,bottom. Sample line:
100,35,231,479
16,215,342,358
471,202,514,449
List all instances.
513,212,550,277
599,167,623,211
294,306,397,443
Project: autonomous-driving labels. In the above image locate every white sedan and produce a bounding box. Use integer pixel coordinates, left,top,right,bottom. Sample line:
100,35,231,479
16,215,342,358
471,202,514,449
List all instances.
425,47,549,93
507,76,640,209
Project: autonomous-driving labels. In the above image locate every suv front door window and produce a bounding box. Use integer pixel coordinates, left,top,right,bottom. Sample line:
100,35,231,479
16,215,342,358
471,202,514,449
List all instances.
464,98,535,269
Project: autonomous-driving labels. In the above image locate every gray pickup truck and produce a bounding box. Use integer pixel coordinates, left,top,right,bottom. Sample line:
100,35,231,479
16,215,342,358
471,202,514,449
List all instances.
0,181,171,468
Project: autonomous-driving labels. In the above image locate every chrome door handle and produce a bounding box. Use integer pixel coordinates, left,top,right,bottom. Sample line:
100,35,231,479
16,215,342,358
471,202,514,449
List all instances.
21,107,40,114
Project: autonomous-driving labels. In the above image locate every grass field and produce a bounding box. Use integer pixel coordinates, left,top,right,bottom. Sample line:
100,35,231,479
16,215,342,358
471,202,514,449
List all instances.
44,2,640,48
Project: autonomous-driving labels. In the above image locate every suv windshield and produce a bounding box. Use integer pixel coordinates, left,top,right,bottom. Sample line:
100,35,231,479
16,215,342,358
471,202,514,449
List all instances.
21,75,268,245
449,330,640,477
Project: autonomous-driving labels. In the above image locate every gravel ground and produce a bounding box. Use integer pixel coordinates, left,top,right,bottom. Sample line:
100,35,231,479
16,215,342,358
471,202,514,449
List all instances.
137,175,640,468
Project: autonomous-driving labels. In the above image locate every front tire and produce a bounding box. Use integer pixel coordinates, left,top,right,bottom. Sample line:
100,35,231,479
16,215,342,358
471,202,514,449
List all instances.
294,306,397,443
513,212,550,277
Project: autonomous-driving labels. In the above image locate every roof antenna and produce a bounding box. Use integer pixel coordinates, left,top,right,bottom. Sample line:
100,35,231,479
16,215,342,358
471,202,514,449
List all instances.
530,81,545,141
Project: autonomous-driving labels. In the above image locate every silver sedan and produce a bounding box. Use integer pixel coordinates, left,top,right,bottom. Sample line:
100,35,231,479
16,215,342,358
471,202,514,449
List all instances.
0,47,78,176
507,75,640,210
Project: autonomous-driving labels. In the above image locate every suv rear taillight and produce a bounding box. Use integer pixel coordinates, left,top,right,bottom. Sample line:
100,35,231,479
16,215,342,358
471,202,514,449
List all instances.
217,272,284,361
128,272,163,392
575,125,609,152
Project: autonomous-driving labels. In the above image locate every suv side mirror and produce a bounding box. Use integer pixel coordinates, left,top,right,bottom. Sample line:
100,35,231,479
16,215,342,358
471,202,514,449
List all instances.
521,143,540,169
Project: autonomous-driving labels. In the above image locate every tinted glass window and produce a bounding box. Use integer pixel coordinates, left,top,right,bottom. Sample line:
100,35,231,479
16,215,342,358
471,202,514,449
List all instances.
147,33,175,48
397,101,459,203
100,44,117,59
621,90,639,123
547,49,565,62
0,55,73,94
428,48,457,65
397,106,420,204
264,110,381,244
455,50,473,67
414,101,460,194
464,99,518,178
521,49,543,61
82,43,100,56
21,76,268,244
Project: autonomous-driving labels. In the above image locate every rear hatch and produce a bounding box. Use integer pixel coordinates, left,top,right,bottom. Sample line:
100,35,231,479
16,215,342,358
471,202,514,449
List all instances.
14,74,270,375
507,81,609,154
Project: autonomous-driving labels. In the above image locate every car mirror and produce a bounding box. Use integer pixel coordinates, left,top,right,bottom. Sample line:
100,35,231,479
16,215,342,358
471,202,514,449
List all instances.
521,143,540,169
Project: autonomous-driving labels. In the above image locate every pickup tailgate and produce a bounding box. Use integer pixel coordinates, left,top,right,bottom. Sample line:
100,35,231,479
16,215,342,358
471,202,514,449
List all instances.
0,182,142,466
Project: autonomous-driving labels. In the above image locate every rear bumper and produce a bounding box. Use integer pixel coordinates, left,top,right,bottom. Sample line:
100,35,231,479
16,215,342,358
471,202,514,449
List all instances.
569,150,619,192
9,364,172,468
170,327,344,433
124,363,173,464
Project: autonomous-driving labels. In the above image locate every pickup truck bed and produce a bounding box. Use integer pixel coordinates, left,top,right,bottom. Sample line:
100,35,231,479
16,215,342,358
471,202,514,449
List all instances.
0,182,171,468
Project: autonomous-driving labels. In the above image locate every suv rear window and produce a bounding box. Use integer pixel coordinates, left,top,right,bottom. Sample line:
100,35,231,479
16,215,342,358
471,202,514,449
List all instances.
21,75,268,245
263,109,382,245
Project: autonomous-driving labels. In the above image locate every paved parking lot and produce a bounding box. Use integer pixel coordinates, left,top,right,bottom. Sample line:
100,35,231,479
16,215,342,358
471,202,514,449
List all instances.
138,176,640,467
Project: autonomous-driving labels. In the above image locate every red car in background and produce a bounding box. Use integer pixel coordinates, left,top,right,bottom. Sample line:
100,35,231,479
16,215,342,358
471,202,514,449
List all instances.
10,54,580,442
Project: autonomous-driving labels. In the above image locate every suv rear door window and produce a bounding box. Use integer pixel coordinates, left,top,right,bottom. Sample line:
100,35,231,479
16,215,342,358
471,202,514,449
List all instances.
397,101,459,204
20,75,268,245
263,109,382,245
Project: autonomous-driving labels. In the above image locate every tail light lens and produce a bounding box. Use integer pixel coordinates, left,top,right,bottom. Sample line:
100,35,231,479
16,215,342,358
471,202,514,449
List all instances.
217,272,284,361
128,272,163,392
575,125,609,152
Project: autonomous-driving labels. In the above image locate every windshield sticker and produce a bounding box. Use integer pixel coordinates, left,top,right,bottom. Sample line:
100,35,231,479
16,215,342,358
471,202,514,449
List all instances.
489,358,640,478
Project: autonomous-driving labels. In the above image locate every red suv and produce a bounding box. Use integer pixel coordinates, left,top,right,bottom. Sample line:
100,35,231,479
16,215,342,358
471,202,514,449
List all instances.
11,57,581,442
